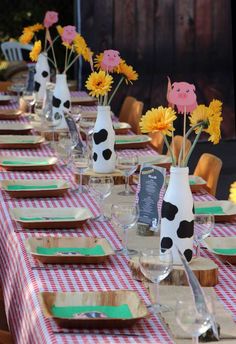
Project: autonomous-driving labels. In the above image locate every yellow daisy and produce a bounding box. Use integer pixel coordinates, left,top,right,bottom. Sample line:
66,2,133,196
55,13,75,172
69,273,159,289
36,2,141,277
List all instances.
19,30,34,44
209,99,223,116
204,111,222,144
29,40,42,61
85,70,113,98
189,105,213,132
118,62,138,84
30,23,44,32
56,25,63,36
140,106,176,136
94,53,103,70
63,42,72,49
82,47,93,62
229,182,236,203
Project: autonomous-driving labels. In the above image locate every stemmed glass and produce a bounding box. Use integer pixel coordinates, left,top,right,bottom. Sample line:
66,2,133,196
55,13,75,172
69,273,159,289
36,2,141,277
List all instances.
111,203,139,256
89,176,114,222
54,131,74,166
22,90,36,118
72,151,89,193
79,117,95,153
139,248,173,313
175,299,213,344
116,155,138,196
194,214,214,257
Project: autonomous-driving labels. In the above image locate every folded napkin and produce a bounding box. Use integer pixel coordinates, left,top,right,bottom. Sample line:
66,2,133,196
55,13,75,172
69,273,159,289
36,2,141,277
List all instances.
20,216,76,221
51,304,132,319
195,206,225,215
36,245,105,256
2,160,49,165
213,248,236,255
7,184,58,191
116,138,144,144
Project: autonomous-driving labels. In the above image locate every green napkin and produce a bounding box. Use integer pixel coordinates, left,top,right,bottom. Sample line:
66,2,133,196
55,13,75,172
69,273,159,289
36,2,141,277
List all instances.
189,179,196,185
195,206,225,215
116,138,144,144
213,248,236,255
7,184,58,191
51,304,132,319
20,216,76,221
2,160,48,165
12,140,35,143
36,245,105,256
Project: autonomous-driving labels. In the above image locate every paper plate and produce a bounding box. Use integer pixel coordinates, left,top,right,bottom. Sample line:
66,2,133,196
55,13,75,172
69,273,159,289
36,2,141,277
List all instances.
115,135,152,149
0,156,57,171
10,207,93,229
25,237,114,264
71,96,97,106
166,175,207,192
0,135,45,149
39,290,148,328
1,179,70,198
194,200,236,222
138,155,172,170
204,236,236,264
0,109,22,120
113,122,131,134
0,95,15,104
0,123,32,134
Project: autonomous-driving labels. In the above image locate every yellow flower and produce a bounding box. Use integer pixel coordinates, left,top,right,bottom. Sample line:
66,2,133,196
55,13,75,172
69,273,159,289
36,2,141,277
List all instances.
73,34,87,55
209,99,223,117
94,53,103,70
29,40,42,61
30,23,44,32
63,42,72,49
140,106,176,136
19,29,34,44
82,47,93,62
118,62,138,84
56,25,63,36
230,182,236,204
205,111,222,144
85,70,113,98
189,105,213,132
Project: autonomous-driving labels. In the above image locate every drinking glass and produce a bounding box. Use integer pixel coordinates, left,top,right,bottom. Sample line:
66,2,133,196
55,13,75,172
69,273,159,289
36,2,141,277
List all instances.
89,176,114,222
194,214,214,257
111,203,139,256
116,155,138,196
139,248,173,313
175,299,213,344
79,117,95,153
72,151,89,193
55,131,74,166
22,90,36,116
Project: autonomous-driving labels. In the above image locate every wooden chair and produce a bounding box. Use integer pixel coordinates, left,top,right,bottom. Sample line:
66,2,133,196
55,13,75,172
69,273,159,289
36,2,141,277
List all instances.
0,288,13,344
167,135,192,163
119,96,144,134
194,153,222,196
1,42,32,62
0,81,12,92
148,132,164,154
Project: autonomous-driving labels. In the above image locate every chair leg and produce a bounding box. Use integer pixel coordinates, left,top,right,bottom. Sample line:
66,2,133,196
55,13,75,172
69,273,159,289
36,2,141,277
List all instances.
0,330,14,344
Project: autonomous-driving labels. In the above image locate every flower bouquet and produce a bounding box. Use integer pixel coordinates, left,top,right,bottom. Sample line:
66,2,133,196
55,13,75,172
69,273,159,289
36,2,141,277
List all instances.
84,50,138,173
140,79,223,264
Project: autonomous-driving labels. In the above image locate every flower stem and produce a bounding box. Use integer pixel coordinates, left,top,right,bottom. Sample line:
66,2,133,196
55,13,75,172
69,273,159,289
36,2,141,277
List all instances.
163,134,176,166
46,35,60,53
44,29,47,51
64,54,80,73
65,46,68,71
67,47,74,65
108,77,124,105
47,29,58,72
184,126,203,166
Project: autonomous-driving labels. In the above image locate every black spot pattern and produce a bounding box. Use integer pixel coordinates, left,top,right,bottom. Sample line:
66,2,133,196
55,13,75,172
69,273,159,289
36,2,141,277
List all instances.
52,96,61,108
102,149,112,160
34,81,40,92
160,237,173,252
183,249,193,262
63,100,70,109
177,220,194,238
93,129,108,145
161,201,178,221
42,71,49,78
93,152,98,161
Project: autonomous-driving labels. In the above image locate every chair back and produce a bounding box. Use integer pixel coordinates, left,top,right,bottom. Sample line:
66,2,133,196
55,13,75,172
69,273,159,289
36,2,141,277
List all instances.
1,42,32,62
194,153,222,196
119,96,143,134
167,135,192,163
148,132,164,154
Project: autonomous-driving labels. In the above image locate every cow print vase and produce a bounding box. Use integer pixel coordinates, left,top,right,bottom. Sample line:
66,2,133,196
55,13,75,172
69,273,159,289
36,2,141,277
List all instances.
52,74,71,129
160,166,194,264
92,105,116,173
34,53,50,101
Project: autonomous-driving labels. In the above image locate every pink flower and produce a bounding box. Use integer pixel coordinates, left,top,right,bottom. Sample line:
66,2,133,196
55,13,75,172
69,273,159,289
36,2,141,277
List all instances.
61,25,77,44
43,11,59,28
101,50,121,72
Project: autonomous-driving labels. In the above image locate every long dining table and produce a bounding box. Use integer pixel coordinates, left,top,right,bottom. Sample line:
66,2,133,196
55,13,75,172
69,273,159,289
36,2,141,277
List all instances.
0,93,236,344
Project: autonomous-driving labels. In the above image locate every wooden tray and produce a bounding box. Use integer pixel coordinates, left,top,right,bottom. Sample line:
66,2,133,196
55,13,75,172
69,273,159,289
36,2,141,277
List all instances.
194,200,236,222
204,236,236,265
166,175,207,192
71,96,97,106
76,168,135,185
10,207,93,229
115,135,152,149
0,95,15,104
39,290,148,328
25,237,114,264
113,122,131,134
138,155,172,170
0,135,45,149
0,156,57,171
80,110,97,120
1,179,70,198
0,109,22,120
0,123,33,135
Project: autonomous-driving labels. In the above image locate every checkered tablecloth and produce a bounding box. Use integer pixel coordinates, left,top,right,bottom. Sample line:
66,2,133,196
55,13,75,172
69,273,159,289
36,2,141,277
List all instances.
0,94,236,344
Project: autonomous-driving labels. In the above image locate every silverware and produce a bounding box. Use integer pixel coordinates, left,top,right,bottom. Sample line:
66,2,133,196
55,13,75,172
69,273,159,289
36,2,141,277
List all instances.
53,330,149,337
32,266,111,271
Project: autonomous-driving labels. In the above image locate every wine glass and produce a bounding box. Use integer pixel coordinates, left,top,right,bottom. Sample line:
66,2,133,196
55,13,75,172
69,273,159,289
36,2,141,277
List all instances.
89,176,114,222
79,117,95,152
22,90,36,117
111,203,139,256
54,131,73,166
194,214,214,257
175,299,213,344
139,248,173,313
72,151,89,193
116,155,138,196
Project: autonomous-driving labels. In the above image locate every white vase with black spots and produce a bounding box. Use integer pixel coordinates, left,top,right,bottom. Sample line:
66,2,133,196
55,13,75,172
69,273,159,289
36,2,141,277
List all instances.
52,73,71,129
160,166,194,265
34,52,50,101
92,105,116,173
